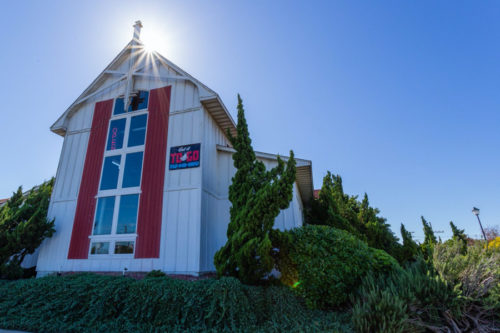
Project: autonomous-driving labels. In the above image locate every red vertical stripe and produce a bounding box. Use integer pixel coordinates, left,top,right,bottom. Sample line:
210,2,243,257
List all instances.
67,99,113,259
135,86,171,258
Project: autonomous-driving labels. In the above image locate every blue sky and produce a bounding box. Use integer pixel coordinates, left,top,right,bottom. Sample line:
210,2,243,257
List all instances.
1,1,499,242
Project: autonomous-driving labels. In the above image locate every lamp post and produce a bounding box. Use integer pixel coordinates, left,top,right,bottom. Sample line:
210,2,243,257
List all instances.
472,207,488,245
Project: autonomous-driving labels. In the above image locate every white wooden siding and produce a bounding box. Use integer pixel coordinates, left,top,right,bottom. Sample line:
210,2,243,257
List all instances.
37,59,205,275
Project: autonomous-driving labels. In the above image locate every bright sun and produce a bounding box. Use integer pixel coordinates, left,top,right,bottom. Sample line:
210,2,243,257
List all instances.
141,29,163,53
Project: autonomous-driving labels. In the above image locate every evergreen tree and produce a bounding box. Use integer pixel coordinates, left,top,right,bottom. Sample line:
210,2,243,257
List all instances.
421,216,436,259
0,179,55,278
213,95,296,284
450,221,467,253
400,223,419,262
307,172,402,261
450,221,467,243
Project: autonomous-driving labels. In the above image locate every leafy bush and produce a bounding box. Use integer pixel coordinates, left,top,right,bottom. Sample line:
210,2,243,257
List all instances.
0,273,350,332
369,248,401,274
433,240,500,300
145,269,166,278
274,225,385,309
352,259,463,332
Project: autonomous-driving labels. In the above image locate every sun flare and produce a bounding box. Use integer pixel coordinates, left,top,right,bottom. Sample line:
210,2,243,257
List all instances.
141,29,163,53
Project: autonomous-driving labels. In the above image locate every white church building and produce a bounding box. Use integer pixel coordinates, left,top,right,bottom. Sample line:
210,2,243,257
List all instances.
36,22,313,277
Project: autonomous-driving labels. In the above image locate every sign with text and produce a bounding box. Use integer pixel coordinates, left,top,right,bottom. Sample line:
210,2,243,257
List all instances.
169,143,201,170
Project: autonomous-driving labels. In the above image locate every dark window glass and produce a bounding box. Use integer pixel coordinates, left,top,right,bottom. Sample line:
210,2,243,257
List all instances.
122,152,143,188
116,194,139,234
115,241,134,254
106,118,126,150
128,114,147,147
91,242,110,254
100,155,121,190
130,91,149,111
93,196,115,235
114,91,149,115
114,98,125,115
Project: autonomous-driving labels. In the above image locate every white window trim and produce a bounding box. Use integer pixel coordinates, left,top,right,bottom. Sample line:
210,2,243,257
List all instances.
89,96,149,256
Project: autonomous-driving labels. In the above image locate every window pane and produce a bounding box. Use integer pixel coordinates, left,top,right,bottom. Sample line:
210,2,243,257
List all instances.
93,196,115,235
122,152,143,188
116,194,139,234
114,98,125,115
130,91,149,111
91,242,110,254
128,114,147,147
115,241,134,254
106,118,126,150
100,155,121,190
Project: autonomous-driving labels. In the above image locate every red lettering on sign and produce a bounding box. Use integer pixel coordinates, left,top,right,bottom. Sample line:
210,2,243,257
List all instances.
170,154,176,164
110,127,118,150
176,153,182,163
192,150,199,161
186,151,192,162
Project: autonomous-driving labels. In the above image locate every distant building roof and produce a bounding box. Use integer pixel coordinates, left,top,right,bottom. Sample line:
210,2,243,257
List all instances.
0,198,8,207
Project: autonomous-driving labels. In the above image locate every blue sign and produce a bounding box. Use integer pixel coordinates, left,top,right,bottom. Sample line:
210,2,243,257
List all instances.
169,143,201,170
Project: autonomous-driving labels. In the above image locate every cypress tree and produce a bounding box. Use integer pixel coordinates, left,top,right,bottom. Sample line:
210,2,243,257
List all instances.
0,179,55,278
307,172,402,261
400,223,419,262
214,95,296,284
421,216,436,259
450,221,467,253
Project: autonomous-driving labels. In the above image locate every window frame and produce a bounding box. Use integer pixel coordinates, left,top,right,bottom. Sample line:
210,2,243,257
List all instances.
89,96,149,258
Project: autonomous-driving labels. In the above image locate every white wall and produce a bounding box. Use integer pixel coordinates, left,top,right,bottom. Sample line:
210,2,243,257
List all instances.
37,55,205,276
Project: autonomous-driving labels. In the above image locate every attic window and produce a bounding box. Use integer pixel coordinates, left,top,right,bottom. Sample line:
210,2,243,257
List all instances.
113,90,149,115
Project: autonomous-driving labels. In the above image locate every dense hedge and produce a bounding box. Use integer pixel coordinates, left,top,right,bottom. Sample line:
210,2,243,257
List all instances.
274,225,399,309
0,273,350,332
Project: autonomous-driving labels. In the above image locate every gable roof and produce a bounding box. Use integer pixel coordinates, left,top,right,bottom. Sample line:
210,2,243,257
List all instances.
51,39,237,137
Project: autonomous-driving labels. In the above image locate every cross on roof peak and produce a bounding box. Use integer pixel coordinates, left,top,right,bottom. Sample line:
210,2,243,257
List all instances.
133,20,143,41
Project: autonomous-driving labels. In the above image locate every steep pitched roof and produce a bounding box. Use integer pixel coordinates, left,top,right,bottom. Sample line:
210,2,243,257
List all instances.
51,39,236,137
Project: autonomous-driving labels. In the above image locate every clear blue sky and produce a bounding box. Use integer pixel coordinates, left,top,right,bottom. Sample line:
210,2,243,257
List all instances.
1,1,499,242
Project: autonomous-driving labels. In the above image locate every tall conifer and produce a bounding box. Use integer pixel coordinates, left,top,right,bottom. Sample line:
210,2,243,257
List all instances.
400,223,419,262
214,95,296,284
421,216,436,259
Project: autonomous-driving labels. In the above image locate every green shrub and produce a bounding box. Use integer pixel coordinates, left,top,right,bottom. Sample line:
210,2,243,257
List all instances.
0,273,351,332
352,259,464,332
144,269,166,278
275,225,375,309
433,240,500,300
351,275,408,333
369,248,401,274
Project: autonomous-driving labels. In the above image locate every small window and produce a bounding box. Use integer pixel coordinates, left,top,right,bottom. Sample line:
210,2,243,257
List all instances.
130,91,149,111
93,196,115,235
115,241,134,254
106,118,126,150
113,91,149,115
113,98,126,115
122,152,143,188
128,114,148,147
91,242,110,254
116,194,139,234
